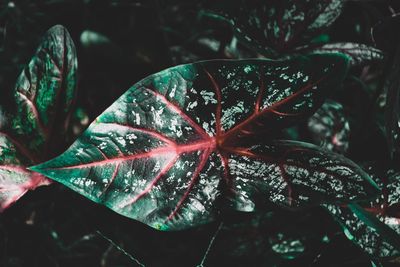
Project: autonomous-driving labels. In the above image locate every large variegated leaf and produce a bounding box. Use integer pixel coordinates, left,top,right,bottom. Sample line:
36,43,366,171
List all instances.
0,25,77,211
206,0,344,57
31,54,377,230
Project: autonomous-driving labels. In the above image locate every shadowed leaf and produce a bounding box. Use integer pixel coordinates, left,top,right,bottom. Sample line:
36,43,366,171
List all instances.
206,0,344,57
307,100,350,154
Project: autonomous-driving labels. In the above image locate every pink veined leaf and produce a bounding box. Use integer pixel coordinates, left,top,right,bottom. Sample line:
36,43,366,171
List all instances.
0,25,78,211
31,54,377,230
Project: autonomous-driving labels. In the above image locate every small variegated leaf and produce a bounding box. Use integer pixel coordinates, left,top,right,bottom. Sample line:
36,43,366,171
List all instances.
309,43,384,66
0,25,77,211
30,54,353,230
307,100,350,154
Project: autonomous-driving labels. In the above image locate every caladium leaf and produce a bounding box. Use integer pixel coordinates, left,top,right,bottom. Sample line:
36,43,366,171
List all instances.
0,25,78,211
206,0,344,57
326,169,400,258
29,54,378,231
307,100,350,154
307,43,384,67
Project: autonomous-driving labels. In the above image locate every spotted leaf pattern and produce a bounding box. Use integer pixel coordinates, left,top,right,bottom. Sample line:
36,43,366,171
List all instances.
31,54,376,230
228,140,377,211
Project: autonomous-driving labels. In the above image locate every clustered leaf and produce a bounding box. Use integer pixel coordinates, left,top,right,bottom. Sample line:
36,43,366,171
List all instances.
326,167,400,258
204,0,383,67
0,25,78,211
207,0,344,56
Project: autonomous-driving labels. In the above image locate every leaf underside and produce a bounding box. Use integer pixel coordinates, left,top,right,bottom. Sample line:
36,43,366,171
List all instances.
31,54,377,230
0,25,77,211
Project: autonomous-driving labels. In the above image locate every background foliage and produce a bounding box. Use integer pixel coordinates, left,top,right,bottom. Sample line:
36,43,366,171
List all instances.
1,0,400,266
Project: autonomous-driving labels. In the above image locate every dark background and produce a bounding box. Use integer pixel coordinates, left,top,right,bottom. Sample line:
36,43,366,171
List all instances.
1,1,400,266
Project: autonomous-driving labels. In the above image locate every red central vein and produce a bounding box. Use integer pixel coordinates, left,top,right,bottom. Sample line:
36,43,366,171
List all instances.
166,149,212,222
16,91,48,138
204,70,223,136
145,87,210,140
54,140,215,170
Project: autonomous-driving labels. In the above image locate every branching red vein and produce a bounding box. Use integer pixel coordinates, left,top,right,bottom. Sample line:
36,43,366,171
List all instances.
166,148,212,222
119,155,179,208
145,87,210,140
204,70,223,136
221,76,322,141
